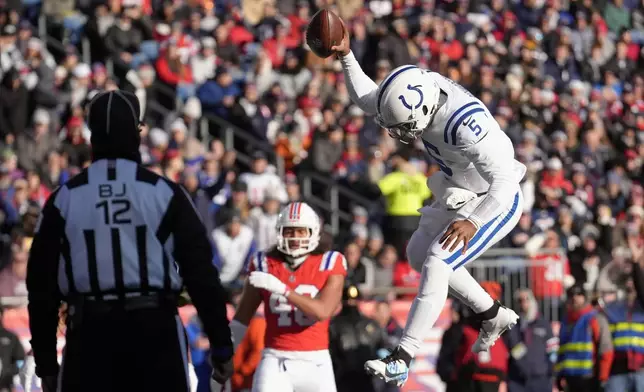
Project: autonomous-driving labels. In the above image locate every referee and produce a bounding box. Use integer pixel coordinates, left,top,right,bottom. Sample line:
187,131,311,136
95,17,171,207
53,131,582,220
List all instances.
26,90,233,392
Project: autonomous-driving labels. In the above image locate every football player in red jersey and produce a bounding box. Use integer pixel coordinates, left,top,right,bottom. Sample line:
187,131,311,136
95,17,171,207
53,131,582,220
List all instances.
228,202,346,392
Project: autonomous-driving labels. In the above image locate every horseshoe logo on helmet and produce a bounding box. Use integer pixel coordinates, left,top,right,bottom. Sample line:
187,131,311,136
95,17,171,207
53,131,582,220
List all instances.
398,84,424,110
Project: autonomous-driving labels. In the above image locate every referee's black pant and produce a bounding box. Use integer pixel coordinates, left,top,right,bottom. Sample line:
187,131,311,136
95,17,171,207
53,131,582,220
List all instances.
59,299,190,392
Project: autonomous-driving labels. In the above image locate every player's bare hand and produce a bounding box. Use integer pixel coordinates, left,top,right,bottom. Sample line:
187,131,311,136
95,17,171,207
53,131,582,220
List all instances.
331,19,351,57
439,219,478,254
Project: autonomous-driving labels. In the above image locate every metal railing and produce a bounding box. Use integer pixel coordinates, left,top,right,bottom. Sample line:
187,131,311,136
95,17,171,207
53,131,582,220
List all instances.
201,114,286,177
468,248,568,322
361,248,568,322
33,13,387,232
1,248,570,322
301,171,379,235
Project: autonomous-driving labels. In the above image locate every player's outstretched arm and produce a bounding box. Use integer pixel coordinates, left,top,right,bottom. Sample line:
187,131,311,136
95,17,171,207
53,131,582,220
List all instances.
285,274,345,321
332,20,379,115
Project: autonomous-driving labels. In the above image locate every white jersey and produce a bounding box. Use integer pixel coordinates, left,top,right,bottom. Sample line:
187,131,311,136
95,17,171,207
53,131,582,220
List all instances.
419,72,526,193
238,171,288,207
248,207,278,251
340,52,526,225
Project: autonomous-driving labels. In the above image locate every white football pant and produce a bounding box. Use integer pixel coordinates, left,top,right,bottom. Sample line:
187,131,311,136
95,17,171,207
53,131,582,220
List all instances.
251,349,336,392
399,189,523,355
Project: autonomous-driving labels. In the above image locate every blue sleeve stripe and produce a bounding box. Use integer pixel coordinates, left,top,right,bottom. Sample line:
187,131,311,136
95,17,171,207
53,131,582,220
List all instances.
376,65,417,116
443,102,479,144
321,251,334,271
450,107,485,145
256,251,264,271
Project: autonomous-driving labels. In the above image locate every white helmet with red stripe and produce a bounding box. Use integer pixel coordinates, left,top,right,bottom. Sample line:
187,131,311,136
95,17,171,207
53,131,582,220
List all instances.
277,202,321,257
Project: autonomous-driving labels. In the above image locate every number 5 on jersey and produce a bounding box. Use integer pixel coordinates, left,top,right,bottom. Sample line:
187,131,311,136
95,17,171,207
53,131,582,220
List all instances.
269,284,319,327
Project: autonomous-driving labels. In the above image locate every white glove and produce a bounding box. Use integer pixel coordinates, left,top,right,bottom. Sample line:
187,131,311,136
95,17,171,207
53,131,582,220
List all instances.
249,271,289,296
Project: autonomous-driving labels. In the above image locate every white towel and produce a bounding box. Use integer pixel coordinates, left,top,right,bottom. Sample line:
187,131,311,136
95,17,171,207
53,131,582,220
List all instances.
443,187,479,210
426,172,478,210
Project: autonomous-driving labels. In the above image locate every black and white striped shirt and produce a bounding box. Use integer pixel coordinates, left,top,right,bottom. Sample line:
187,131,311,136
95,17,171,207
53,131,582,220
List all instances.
29,158,222,298
27,158,232,373
45,159,196,297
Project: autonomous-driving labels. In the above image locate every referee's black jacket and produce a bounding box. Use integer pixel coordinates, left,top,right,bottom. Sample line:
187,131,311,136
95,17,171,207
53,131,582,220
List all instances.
25,90,233,379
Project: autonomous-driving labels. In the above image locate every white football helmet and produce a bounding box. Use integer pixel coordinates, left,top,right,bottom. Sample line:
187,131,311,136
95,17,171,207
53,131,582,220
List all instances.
276,202,321,257
375,65,441,144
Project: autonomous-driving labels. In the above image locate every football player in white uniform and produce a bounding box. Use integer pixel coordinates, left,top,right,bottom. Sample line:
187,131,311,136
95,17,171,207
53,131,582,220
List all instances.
331,23,527,386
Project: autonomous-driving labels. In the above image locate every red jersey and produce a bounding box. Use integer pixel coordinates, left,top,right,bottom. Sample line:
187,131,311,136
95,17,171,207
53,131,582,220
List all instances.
456,325,508,382
249,250,347,351
530,253,570,299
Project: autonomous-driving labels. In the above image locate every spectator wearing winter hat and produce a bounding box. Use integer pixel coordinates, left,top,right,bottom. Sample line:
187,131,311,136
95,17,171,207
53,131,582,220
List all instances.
615,205,644,251
14,109,59,173
197,67,241,119
344,241,375,294
555,206,582,252
606,171,628,216
365,224,385,261
517,131,547,173
570,164,595,214
212,209,256,287
40,151,71,190
156,38,195,100
216,180,251,227
146,127,169,162
191,36,218,85
569,225,611,290
504,288,557,392
247,192,280,252
162,148,184,182
104,6,154,71
539,157,573,209
70,63,92,107
350,223,369,250
91,62,108,90
372,244,398,289
168,118,188,149
309,124,344,175
181,168,215,236
0,68,28,140
596,246,634,299
284,172,301,203
238,151,287,207
59,115,91,168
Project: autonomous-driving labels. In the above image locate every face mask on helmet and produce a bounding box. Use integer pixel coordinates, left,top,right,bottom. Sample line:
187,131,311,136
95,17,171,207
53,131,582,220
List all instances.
276,202,321,258
377,71,441,144
277,225,320,257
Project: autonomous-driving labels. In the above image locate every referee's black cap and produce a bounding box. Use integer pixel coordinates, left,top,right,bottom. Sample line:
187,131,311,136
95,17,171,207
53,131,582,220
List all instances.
87,90,142,163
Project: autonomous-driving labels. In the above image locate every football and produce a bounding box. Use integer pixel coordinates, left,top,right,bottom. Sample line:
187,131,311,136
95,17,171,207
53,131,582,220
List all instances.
305,9,344,58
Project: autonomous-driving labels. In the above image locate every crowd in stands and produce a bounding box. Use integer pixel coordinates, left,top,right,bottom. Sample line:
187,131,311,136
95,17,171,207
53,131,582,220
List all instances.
0,0,642,391
0,0,642,363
